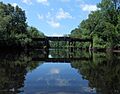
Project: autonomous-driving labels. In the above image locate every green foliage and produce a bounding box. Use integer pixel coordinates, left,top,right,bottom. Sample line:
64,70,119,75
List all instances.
0,2,45,49
70,28,82,38
0,2,27,36
27,26,45,38
70,0,120,50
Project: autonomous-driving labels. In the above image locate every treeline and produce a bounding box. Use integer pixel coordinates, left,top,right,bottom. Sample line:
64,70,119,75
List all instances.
0,2,45,49
69,0,120,50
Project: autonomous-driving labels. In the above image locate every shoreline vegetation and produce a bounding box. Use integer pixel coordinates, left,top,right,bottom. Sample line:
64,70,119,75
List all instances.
0,2,46,50
0,0,120,52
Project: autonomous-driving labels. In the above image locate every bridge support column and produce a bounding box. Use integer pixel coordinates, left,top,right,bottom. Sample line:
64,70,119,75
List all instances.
45,39,49,49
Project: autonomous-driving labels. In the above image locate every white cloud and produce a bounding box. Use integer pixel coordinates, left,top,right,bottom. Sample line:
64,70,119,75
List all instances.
12,3,18,7
22,0,32,4
45,12,60,28
50,68,60,74
47,19,60,28
80,4,98,12
57,79,69,86
40,8,73,28
37,14,44,20
36,0,49,6
56,8,73,20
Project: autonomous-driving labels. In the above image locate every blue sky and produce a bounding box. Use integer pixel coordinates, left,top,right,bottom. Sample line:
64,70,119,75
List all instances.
2,0,101,36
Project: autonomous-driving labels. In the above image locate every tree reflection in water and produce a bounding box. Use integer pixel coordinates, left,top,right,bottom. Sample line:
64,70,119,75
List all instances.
71,52,120,94
0,49,120,94
0,50,44,94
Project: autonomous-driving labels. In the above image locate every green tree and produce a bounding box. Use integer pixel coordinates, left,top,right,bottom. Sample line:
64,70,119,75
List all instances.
70,0,120,50
27,26,45,38
0,2,27,37
26,26,46,49
0,2,45,49
70,28,82,38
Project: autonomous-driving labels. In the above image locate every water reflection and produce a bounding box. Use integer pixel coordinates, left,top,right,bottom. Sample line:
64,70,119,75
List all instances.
49,49,91,59
0,50,43,94
71,52,120,94
23,63,91,94
0,49,119,94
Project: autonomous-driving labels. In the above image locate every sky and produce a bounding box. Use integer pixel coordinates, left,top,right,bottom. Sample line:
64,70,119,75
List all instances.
2,0,101,36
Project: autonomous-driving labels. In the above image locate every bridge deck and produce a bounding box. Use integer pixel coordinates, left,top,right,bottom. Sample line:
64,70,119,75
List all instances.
32,37,92,42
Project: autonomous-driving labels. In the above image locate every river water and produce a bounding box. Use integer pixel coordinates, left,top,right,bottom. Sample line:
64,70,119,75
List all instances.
0,49,119,94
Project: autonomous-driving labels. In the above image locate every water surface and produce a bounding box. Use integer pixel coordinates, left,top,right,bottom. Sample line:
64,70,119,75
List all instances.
0,50,119,94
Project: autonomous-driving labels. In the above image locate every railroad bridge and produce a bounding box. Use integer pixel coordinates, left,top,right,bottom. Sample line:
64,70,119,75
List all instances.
32,36,93,49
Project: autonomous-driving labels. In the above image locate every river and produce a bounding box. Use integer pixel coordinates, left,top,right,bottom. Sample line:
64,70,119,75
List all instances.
0,49,119,94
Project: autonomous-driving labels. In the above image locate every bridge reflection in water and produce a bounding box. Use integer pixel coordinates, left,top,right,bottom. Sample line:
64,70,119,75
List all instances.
32,48,93,62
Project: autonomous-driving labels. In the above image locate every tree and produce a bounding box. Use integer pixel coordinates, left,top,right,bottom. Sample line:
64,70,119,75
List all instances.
0,2,27,37
70,28,82,38
70,0,120,50
27,26,45,38
0,2,45,49
0,2,28,48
